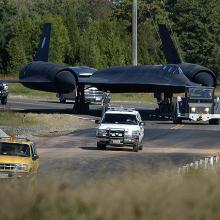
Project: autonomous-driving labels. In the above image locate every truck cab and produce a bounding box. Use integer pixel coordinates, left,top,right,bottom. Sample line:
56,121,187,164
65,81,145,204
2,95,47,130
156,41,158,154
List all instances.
96,107,145,152
172,86,220,125
0,137,39,178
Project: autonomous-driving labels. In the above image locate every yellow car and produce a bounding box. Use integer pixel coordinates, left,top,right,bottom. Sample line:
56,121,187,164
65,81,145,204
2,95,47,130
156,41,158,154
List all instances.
0,137,39,178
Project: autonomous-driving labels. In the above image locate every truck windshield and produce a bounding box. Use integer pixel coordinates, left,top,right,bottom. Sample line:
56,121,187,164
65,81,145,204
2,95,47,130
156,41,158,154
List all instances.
188,88,213,99
0,143,30,157
102,114,138,125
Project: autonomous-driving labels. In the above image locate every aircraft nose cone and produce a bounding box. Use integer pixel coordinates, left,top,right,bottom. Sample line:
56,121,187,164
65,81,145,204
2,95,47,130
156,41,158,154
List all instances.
55,71,76,93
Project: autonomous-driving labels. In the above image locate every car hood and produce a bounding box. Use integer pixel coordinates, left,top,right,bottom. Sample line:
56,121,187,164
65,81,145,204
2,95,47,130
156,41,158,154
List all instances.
0,155,31,164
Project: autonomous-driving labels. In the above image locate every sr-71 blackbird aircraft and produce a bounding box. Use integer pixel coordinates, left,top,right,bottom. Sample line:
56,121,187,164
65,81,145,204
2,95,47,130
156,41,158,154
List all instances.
1,23,217,114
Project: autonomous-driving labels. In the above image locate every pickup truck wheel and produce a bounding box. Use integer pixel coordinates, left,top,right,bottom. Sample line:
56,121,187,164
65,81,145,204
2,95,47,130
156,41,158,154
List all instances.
1,97,7,105
139,145,143,150
133,143,139,152
97,142,106,150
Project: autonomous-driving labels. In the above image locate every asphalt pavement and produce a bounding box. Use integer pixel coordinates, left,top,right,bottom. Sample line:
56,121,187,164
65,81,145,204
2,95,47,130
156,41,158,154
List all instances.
1,96,220,182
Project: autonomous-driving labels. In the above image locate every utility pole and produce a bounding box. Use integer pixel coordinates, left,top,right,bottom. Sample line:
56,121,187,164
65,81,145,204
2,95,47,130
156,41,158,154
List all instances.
132,0,137,66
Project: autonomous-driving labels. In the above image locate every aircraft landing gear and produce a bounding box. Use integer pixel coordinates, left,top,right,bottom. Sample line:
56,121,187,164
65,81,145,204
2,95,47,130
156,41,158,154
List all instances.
155,92,173,114
73,86,89,114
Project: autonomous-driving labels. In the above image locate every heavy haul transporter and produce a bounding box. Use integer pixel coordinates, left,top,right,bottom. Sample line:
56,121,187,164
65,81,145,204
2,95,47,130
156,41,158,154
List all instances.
172,86,220,125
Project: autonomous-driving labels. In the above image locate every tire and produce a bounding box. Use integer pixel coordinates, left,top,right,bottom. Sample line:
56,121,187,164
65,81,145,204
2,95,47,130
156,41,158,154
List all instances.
173,116,182,124
97,142,106,150
139,145,143,150
209,119,219,125
1,97,7,105
133,143,139,152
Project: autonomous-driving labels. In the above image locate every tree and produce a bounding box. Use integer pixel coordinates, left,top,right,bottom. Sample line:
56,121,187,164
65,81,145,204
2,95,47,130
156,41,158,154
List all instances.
112,0,168,65
0,0,16,74
7,15,70,74
169,0,220,78
79,20,130,68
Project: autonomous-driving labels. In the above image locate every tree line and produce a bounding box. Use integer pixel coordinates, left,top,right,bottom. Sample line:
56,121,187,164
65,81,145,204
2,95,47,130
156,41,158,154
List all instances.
0,0,220,79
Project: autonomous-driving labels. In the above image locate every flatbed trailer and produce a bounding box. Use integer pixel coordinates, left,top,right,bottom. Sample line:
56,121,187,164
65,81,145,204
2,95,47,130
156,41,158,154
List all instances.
172,86,220,125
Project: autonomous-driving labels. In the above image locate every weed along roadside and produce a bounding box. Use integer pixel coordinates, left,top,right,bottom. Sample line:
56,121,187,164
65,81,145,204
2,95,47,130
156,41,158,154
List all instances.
0,111,220,219
0,169,220,219
0,112,94,135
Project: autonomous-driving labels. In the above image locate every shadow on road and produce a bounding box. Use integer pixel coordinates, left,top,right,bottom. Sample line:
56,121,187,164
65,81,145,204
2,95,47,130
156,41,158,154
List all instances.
80,146,133,152
157,121,209,126
15,107,172,122
5,97,174,122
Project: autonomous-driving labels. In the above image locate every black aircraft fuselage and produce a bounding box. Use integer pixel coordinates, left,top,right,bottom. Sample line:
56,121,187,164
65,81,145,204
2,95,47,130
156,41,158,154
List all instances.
19,61,216,94
1,23,218,114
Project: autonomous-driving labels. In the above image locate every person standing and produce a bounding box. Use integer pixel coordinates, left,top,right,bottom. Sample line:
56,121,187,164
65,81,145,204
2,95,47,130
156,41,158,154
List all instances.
101,90,111,116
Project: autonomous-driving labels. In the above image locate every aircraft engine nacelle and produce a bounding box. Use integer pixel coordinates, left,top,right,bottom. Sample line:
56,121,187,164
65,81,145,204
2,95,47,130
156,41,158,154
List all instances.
179,63,217,87
19,61,78,93
192,71,216,87
55,70,76,93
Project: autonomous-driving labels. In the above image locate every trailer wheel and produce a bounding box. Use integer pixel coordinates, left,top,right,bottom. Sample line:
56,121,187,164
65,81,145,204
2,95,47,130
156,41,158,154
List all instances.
209,119,219,125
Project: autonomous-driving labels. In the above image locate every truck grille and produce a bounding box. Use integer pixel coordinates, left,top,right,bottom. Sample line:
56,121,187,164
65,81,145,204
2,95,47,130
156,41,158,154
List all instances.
0,163,16,170
190,107,208,114
109,130,124,138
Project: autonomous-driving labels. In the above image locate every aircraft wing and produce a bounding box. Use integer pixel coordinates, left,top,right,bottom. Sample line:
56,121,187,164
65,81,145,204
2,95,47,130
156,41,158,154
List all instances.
78,65,199,93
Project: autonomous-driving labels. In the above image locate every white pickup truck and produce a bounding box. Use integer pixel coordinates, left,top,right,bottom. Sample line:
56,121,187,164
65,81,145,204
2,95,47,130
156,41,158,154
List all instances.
57,86,103,104
95,107,145,152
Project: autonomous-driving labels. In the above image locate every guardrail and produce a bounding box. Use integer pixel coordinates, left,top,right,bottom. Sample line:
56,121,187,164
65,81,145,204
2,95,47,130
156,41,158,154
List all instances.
178,155,220,174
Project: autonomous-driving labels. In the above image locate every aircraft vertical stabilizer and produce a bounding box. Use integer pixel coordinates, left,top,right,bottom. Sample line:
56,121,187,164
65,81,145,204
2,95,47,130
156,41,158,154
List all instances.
34,23,51,62
158,24,182,64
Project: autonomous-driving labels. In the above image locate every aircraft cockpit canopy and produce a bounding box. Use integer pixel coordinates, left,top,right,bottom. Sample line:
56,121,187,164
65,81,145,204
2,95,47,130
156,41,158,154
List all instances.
163,65,183,75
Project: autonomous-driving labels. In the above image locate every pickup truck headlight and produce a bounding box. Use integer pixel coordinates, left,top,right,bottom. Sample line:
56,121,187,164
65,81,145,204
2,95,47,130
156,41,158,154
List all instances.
205,107,209,113
191,107,196,113
132,130,139,138
97,129,107,137
14,164,28,171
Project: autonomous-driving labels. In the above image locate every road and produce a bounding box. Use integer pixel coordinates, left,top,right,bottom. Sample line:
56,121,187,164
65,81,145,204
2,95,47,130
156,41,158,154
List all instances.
1,97,220,182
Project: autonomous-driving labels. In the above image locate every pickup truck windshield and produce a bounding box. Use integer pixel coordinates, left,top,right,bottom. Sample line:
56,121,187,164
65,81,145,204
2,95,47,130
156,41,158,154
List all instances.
102,113,138,125
188,88,213,99
0,143,30,157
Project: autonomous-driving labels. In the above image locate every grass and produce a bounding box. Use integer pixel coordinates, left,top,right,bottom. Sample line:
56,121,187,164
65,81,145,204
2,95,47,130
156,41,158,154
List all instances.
111,93,155,104
6,79,220,103
8,77,220,103
9,84,56,99
0,112,93,135
1,169,220,220
8,85,220,104
7,83,155,103
214,85,220,95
